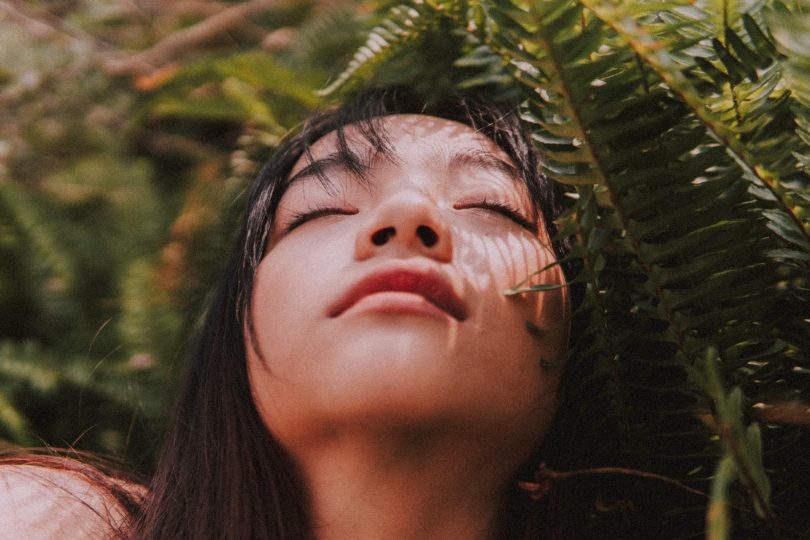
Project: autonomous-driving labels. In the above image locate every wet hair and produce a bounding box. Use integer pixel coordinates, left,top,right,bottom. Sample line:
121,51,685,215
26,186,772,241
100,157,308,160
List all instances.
131,86,575,538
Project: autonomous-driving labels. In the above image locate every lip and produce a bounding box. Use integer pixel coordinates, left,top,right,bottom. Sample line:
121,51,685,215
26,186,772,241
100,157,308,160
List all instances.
329,266,469,321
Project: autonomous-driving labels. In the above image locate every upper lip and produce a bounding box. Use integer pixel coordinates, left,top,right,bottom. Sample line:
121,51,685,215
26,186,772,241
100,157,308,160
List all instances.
329,265,469,321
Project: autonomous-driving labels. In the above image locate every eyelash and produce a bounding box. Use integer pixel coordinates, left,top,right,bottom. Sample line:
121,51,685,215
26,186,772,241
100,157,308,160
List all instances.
284,200,535,233
285,207,357,232
456,199,537,232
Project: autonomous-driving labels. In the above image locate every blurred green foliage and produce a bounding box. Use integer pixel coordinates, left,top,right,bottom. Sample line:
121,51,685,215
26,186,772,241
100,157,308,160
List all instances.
0,0,367,469
1,1,809,537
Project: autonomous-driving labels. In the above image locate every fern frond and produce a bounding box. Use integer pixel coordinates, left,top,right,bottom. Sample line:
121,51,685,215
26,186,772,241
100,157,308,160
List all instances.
581,0,810,255
0,184,78,293
768,1,810,192
0,339,164,456
317,4,446,96
291,8,367,72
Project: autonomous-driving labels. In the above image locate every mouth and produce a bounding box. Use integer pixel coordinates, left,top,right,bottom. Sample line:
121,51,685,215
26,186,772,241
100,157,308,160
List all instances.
329,267,468,321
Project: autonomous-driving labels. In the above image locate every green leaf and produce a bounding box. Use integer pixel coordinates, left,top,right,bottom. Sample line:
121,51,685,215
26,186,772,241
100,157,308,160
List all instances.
707,455,737,540
744,423,772,518
724,27,763,74
742,14,777,60
762,209,810,249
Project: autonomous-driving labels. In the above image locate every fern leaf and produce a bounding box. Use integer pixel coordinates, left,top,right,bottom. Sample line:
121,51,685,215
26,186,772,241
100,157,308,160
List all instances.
318,5,445,97
580,0,810,254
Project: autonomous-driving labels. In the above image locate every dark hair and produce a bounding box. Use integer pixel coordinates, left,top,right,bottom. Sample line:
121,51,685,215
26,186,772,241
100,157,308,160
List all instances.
132,87,574,539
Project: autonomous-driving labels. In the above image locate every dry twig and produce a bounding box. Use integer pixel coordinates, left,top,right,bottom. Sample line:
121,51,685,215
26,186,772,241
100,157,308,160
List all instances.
102,0,290,75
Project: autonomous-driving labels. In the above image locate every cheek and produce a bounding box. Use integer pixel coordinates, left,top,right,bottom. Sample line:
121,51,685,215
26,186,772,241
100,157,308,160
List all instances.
249,255,300,366
246,252,323,442
458,230,568,370
246,226,358,434
457,227,562,304
251,226,351,341
246,243,321,391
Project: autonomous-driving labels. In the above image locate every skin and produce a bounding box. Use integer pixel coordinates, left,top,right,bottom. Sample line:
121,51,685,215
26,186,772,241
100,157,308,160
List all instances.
247,115,569,539
0,464,143,538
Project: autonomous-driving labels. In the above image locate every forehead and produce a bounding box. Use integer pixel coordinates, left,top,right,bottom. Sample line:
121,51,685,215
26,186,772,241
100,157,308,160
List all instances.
289,114,515,177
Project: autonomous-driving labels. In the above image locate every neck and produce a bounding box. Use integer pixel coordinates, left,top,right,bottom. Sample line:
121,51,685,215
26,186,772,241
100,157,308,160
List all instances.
294,423,520,540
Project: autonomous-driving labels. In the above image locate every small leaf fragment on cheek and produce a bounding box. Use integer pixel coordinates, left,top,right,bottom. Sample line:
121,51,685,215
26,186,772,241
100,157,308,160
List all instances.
525,320,544,337
539,358,557,369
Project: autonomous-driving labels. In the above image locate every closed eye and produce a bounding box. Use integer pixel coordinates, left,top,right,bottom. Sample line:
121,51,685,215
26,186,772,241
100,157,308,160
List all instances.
454,199,538,233
284,207,358,232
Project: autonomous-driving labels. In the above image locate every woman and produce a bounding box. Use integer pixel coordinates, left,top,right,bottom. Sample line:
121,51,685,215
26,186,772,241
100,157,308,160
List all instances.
1,87,574,539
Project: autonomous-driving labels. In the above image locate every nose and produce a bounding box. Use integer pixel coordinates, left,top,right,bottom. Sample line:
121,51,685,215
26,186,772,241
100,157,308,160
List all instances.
355,192,453,263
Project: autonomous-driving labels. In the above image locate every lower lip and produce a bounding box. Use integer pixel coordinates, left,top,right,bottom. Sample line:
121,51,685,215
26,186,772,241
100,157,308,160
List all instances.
339,291,454,320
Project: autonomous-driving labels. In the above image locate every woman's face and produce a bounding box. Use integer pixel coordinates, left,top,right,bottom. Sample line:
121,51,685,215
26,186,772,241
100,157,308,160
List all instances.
248,114,568,454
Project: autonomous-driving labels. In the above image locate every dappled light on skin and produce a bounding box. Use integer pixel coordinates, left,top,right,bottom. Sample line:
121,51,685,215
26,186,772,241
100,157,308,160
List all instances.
454,212,567,367
246,114,568,540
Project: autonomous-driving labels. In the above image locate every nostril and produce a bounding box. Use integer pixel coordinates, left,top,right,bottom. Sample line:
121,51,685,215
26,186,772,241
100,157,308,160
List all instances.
372,227,396,246
416,225,438,248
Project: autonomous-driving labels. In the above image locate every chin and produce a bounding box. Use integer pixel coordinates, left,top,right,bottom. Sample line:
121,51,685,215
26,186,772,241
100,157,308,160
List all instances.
324,322,458,368
318,337,451,396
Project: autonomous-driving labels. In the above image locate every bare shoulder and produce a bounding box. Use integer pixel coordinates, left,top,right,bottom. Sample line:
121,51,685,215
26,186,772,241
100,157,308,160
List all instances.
0,460,145,539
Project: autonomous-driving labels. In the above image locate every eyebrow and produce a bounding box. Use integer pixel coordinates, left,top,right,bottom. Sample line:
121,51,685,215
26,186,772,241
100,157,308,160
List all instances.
442,148,520,181
285,145,523,193
286,149,375,194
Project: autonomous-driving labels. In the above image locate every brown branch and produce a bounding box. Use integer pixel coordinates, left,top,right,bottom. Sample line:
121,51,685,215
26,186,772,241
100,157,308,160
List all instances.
518,463,709,501
1,0,281,77
0,1,116,105
0,2,64,41
101,0,291,75
519,464,806,538
0,1,103,47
